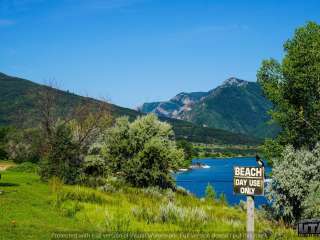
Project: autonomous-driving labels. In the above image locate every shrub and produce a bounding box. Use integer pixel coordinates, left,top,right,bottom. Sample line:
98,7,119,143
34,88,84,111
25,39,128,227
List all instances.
301,182,320,219
267,144,320,224
86,114,184,189
79,153,109,187
205,183,216,201
6,128,42,164
39,123,81,184
8,162,39,173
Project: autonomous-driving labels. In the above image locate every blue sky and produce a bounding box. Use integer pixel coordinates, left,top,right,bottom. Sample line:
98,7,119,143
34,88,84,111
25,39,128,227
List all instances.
1,0,320,108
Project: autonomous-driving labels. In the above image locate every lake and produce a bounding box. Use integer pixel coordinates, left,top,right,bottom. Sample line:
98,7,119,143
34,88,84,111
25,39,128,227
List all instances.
175,157,271,207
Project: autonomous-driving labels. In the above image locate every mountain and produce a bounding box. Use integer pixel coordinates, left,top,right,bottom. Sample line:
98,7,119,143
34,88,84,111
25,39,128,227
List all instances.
0,72,261,145
139,77,279,138
139,92,208,118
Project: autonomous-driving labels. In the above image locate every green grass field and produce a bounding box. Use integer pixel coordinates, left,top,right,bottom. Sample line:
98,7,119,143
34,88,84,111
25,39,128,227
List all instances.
0,165,308,240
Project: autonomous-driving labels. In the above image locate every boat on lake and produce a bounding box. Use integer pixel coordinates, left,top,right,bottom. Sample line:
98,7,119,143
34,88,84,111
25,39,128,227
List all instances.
189,162,211,169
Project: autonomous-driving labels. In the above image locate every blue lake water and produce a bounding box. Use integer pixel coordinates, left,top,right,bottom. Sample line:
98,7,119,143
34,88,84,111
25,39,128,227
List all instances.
175,157,271,207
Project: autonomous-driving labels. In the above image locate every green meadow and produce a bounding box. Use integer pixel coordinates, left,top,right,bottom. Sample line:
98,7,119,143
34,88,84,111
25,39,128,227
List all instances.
0,163,304,240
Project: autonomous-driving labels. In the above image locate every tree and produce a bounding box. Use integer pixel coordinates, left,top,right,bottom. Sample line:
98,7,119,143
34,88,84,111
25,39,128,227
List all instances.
176,140,198,167
6,128,42,163
40,122,80,183
267,144,320,224
302,182,320,219
257,22,320,160
0,127,10,160
33,83,112,183
86,114,184,189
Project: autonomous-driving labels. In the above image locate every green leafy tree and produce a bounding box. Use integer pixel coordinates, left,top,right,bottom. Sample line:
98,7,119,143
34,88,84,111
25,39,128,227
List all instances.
257,22,320,160
86,114,184,189
177,140,193,160
176,140,198,167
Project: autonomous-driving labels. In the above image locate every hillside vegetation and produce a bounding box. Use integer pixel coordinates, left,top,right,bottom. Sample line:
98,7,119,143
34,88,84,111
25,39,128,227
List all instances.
140,78,279,138
0,166,300,240
0,72,260,146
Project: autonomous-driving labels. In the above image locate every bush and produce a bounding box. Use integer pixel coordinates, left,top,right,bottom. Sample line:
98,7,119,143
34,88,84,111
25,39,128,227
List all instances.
8,162,39,173
86,114,184,189
301,182,320,219
79,153,108,187
205,183,216,201
39,123,81,184
6,128,42,164
267,144,320,224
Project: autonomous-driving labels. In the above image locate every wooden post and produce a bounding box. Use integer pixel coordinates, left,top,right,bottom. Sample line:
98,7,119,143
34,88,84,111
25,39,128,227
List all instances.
247,195,254,240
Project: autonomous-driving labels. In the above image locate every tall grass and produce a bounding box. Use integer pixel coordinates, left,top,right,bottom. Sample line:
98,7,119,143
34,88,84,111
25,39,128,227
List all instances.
48,176,63,193
1,170,298,240
105,210,131,232
8,162,39,173
59,185,107,204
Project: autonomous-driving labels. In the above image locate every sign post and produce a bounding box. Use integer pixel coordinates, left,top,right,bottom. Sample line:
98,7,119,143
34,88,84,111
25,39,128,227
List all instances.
247,195,254,240
233,166,265,240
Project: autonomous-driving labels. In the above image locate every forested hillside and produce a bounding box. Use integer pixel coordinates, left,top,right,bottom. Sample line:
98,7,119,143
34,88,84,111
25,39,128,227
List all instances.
0,72,260,145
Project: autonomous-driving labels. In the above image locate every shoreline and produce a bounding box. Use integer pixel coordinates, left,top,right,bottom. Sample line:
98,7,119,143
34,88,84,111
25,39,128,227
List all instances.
192,155,256,160
177,156,257,172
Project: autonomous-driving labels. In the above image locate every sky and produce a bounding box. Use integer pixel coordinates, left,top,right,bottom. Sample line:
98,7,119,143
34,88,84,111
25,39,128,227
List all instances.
1,0,320,108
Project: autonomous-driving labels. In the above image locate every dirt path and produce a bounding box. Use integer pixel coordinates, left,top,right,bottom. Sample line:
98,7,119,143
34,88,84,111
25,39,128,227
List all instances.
0,162,15,171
